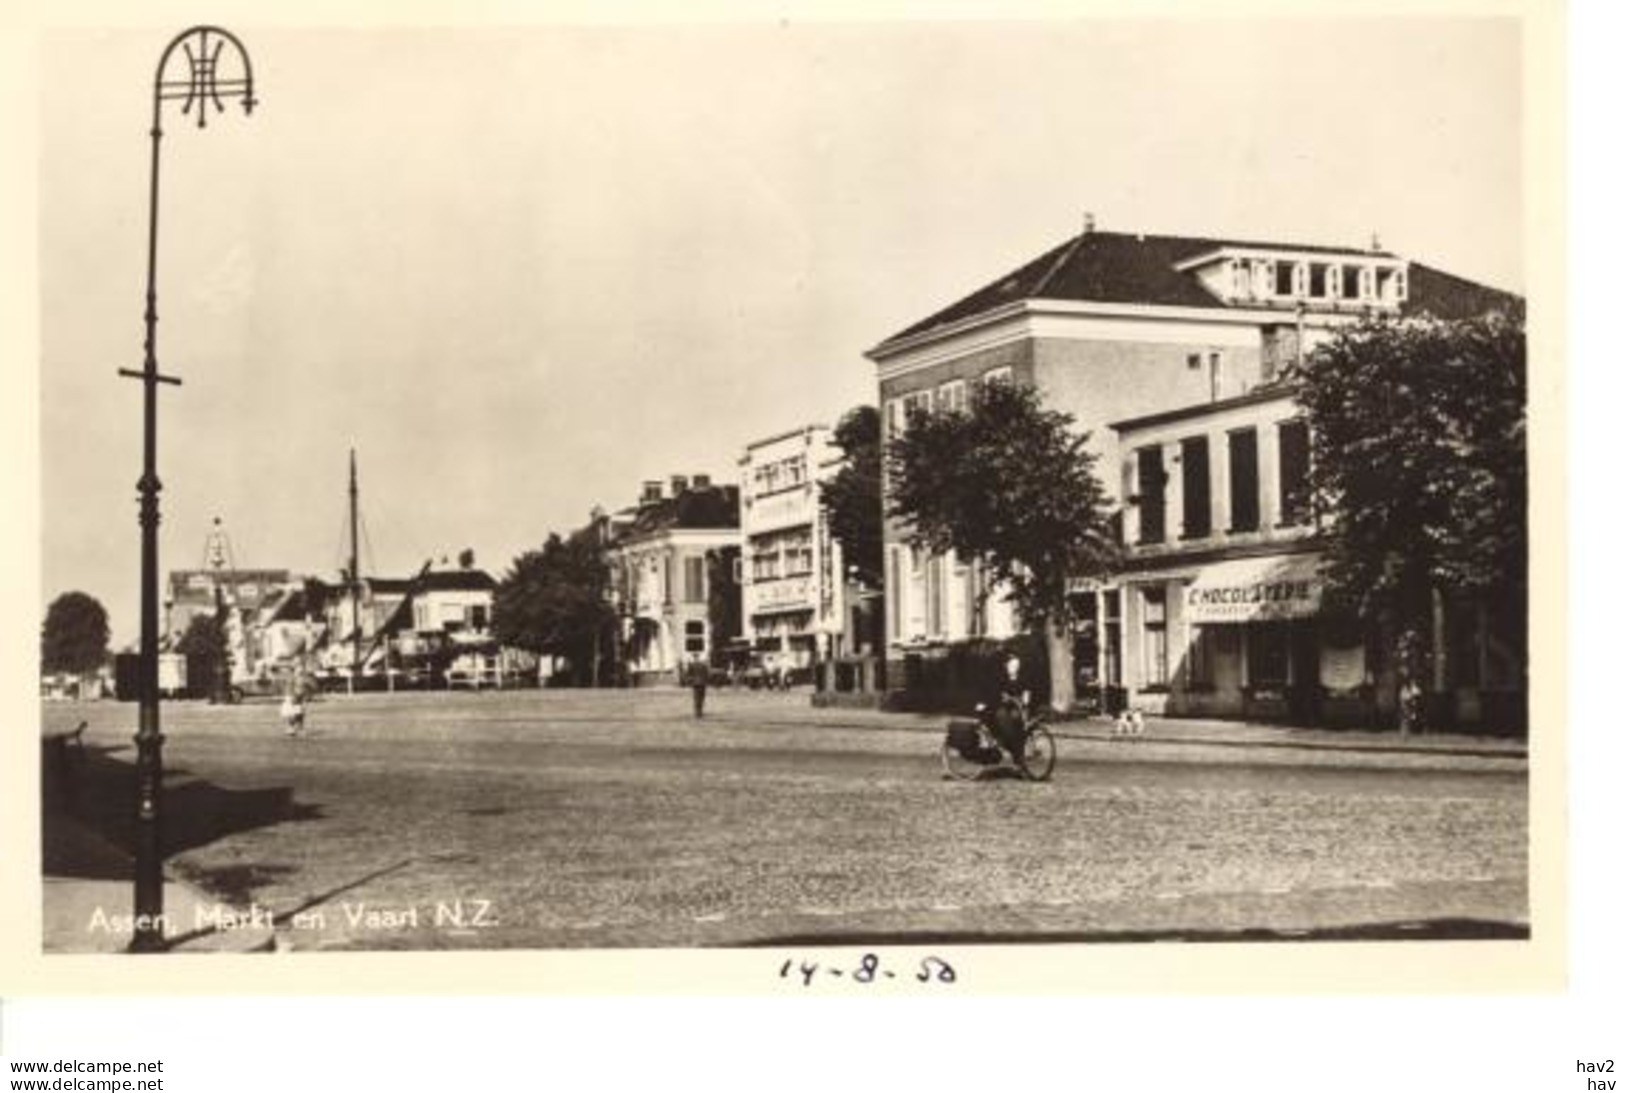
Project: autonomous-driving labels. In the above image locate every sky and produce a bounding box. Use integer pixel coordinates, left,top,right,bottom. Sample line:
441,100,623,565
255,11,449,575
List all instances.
34,19,1525,645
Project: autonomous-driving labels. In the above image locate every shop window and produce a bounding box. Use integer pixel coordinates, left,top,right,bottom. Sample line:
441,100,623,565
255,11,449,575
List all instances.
1072,596,1100,689
1246,624,1291,688
1278,419,1311,526
1142,587,1169,687
1228,428,1260,532
1102,590,1122,687
1181,436,1211,538
1136,446,1166,544
1185,625,1213,687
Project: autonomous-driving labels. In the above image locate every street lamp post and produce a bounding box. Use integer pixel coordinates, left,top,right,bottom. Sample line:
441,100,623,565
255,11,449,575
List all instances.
118,26,256,953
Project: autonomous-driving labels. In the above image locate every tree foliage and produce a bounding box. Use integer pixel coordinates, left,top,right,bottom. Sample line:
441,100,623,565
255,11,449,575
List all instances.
41,591,111,676
706,545,742,656
886,381,1118,707
820,405,884,587
176,612,230,700
493,533,616,682
1289,309,1526,730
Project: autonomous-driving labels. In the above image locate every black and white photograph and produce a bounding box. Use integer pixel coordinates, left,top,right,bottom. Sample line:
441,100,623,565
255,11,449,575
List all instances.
12,7,1562,1005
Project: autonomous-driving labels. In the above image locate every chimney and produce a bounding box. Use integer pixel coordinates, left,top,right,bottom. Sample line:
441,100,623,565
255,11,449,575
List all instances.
1370,230,1383,252
641,480,663,504
692,473,712,490
670,474,689,496
1082,211,1095,235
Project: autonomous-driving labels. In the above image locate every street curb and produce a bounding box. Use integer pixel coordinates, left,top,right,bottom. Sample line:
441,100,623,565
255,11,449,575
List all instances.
736,712,1527,760
1047,729,1527,761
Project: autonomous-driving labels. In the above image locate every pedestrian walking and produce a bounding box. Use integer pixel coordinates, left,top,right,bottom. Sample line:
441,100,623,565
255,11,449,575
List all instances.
281,666,311,737
684,655,709,719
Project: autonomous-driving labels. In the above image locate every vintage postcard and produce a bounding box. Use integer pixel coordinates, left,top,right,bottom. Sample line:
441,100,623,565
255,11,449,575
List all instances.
2,0,1566,999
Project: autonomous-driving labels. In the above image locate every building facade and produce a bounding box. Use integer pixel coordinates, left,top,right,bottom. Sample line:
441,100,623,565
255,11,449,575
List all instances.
1105,387,1346,722
867,222,1520,720
605,475,741,685
739,426,846,678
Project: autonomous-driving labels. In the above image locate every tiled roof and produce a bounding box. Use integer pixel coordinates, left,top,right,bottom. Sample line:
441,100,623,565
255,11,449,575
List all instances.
416,569,497,593
619,485,741,542
1401,262,1523,321
874,229,1517,350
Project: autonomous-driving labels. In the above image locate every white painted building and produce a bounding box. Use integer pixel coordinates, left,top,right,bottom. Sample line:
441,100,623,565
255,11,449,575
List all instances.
866,222,1518,716
739,426,845,675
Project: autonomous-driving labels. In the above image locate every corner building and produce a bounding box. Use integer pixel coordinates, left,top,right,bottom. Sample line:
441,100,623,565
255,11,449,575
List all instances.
866,223,1519,724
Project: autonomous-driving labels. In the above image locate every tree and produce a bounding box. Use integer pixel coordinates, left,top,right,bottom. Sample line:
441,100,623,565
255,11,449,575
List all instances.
1289,309,1526,734
493,532,617,685
821,405,884,587
706,545,742,660
176,612,230,702
887,381,1118,710
41,592,111,685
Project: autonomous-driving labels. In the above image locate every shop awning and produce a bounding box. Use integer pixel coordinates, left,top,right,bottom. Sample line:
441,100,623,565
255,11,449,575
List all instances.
1183,553,1323,624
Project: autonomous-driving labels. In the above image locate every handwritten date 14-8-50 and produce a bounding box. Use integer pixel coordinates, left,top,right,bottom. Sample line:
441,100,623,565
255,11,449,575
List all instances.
779,953,956,987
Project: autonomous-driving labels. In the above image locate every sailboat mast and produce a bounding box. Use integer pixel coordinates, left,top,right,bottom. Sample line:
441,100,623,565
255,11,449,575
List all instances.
350,448,361,687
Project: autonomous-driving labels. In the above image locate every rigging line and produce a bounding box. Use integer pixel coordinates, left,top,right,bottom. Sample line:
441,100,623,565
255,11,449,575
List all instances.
334,502,351,581
360,507,378,582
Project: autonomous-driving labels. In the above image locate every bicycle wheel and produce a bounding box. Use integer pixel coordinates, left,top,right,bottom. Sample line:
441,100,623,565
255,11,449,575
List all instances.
1018,725,1057,782
940,739,986,781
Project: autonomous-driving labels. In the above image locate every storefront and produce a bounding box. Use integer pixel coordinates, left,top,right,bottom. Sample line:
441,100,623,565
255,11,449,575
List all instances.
1087,551,1375,725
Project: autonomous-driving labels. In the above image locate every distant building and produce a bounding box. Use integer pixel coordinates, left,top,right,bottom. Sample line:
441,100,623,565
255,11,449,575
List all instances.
165,568,290,646
605,475,741,685
738,425,846,678
165,567,293,686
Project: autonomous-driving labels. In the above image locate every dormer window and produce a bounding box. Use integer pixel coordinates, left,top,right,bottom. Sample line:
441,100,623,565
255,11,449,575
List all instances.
1377,267,1408,304
1230,258,1250,298
1179,247,1408,308
1253,260,1274,298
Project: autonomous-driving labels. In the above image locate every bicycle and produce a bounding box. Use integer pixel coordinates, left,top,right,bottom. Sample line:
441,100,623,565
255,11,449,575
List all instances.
940,700,1057,782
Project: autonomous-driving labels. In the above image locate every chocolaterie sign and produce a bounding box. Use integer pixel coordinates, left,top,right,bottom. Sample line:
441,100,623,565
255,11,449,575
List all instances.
1183,554,1323,623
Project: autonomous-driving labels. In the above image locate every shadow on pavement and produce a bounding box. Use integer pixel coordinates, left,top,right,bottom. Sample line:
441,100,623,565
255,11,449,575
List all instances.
730,918,1531,947
41,741,323,882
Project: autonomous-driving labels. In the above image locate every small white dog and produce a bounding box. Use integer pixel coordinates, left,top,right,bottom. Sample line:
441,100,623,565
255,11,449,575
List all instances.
1112,708,1146,738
